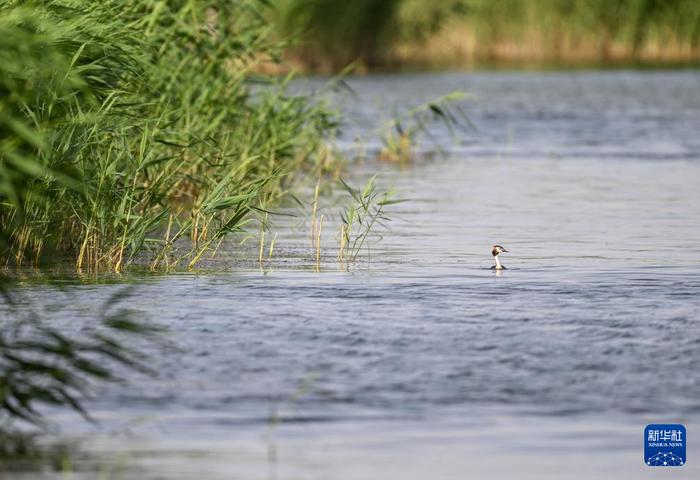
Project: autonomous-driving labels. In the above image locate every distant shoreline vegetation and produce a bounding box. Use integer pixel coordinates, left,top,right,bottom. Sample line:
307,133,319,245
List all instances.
276,0,700,72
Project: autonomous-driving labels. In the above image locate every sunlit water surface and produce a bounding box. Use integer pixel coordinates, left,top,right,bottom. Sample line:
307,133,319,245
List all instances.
5,71,700,479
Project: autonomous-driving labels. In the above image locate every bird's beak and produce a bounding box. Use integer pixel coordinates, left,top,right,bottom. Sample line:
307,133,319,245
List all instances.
502,248,509,253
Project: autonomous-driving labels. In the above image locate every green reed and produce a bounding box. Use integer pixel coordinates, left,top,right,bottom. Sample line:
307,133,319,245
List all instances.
338,175,401,264
379,92,470,163
0,0,339,272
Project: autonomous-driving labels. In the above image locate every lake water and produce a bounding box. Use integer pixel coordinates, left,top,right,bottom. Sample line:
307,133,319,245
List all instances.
5,71,700,479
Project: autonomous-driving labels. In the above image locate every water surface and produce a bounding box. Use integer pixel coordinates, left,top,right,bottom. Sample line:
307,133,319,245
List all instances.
5,70,700,479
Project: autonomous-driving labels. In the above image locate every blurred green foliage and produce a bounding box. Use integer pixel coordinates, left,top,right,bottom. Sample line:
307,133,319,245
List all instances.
277,0,700,69
277,0,465,68
465,0,700,54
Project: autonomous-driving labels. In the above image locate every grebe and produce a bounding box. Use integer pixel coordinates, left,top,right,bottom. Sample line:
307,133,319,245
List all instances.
491,245,509,270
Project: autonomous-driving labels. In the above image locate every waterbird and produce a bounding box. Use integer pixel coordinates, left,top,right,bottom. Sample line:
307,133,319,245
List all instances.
491,245,509,270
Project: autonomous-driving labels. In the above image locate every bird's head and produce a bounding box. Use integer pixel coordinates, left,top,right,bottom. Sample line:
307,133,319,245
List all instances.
492,245,509,256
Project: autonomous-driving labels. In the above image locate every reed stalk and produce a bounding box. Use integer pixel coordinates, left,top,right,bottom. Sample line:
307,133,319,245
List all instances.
0,0,339,272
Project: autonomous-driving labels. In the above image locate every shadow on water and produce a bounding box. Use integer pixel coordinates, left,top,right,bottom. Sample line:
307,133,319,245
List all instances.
0,286,165,474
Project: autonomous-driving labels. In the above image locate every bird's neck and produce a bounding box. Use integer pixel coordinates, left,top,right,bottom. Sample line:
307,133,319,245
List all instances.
494,255,502,269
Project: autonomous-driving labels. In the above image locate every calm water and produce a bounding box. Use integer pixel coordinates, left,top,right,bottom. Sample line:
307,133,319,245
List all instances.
6,71,700,479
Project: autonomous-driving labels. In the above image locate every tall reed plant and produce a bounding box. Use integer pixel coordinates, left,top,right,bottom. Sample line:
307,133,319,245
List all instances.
338,175,400,264
0,0,339,272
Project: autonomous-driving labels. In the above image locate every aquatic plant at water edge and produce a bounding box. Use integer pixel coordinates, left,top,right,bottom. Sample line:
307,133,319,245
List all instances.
338,175,401,264
379,92,471,163
0,0,339,272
